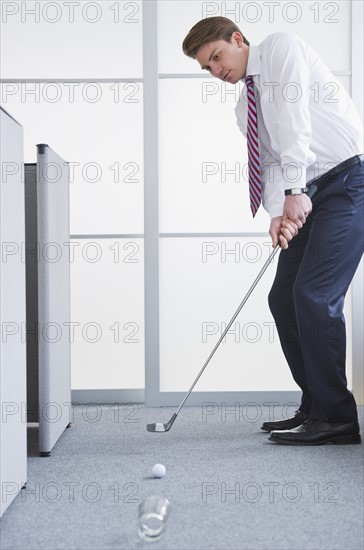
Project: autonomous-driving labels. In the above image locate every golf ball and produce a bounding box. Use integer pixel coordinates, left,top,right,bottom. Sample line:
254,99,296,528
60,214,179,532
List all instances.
152,463,166,478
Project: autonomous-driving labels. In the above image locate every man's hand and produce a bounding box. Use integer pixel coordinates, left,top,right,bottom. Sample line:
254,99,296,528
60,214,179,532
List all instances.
270,216,300,249
283,194,312,226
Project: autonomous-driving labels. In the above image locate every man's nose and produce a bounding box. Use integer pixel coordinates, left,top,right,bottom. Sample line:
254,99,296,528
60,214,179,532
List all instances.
212,64,224,78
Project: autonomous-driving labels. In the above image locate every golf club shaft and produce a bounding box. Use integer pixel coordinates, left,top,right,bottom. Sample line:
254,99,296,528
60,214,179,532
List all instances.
176,244,280,415
175,183,320,416
159,183,319,430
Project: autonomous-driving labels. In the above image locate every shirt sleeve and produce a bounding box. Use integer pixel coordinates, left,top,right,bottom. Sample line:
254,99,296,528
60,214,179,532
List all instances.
267,33,316,191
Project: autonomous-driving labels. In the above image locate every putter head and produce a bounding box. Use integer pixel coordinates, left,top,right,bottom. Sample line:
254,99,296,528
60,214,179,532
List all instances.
147,413,177,433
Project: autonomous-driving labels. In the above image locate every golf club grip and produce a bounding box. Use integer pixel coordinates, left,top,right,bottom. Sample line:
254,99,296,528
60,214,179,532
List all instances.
306,183,318,199
278,183,319,248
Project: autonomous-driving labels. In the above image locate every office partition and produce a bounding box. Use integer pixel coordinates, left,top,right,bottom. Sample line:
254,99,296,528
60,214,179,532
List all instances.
25,144,71,456
0,106,27,516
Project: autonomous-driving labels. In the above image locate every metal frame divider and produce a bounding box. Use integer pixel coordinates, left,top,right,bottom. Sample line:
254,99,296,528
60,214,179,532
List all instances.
351,0,364,405
143,0,160,406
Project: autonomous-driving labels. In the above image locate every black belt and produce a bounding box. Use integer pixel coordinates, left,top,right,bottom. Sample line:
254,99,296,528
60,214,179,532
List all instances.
307,154,364,191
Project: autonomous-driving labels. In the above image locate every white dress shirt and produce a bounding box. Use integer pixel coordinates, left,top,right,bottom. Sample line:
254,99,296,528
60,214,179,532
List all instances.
234,32,363,219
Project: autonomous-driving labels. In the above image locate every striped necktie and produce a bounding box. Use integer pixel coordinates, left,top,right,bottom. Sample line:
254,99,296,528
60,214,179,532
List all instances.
245,75,262,217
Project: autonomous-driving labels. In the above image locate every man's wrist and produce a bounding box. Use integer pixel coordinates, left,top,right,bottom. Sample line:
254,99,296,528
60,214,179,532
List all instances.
284,188,307,196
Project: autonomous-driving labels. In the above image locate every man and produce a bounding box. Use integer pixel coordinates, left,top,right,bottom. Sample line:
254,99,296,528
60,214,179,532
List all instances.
182,17,364,445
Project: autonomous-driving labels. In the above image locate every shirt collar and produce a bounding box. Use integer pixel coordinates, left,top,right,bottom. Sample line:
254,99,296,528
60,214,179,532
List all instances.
244,45,261,80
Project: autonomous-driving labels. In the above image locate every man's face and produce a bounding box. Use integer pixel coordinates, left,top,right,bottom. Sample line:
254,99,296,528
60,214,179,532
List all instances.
195,32,249,84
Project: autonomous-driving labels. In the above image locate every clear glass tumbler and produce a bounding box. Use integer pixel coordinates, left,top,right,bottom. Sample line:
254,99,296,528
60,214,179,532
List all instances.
138,496,171,542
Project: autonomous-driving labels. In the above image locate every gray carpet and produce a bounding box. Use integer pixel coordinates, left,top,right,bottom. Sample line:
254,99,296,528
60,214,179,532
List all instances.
1,405,363,550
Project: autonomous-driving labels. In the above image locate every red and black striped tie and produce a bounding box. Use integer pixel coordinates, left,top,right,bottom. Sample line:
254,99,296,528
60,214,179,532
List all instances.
245,76,262,217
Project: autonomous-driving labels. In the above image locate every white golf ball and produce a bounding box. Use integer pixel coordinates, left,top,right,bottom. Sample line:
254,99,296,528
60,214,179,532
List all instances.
152,463,166,478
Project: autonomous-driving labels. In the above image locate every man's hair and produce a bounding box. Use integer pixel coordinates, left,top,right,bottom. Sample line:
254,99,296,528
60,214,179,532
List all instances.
182,16,249,59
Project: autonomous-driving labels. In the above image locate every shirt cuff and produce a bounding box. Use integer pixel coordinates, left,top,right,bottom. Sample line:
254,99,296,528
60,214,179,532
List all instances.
268,204,284,219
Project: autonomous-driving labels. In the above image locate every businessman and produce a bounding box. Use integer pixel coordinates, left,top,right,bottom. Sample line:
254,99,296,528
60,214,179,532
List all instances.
182,17,364,445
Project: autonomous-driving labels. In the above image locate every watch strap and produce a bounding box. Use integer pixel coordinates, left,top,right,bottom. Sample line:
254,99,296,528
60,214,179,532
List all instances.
284,188,307,196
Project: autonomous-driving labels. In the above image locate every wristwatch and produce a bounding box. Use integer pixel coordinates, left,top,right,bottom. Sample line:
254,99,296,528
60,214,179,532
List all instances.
284,188,307,196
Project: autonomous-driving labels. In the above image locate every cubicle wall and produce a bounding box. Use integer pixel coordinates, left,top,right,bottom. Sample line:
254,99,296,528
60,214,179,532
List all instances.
24,164,39,422
0,107,27,517
25,145,71,456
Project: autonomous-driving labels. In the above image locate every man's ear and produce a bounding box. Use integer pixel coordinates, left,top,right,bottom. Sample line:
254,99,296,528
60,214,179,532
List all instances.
231,31,244,47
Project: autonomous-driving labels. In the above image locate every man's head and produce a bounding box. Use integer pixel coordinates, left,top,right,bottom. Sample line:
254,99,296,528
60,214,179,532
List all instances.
182,16,250,84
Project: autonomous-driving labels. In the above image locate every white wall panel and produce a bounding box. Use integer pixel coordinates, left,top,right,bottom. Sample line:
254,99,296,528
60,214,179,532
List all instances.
159,237,352,392
0,83,144,234
159,78,267,233
70,238,144,389
158,1,351,74
1,1,143,78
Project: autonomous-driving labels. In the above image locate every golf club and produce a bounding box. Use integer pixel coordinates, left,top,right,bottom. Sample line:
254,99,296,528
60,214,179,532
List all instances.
147,183,319,433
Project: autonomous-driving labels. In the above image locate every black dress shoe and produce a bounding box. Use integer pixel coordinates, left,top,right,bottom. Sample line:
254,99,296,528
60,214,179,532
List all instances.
268,419,361,446
261,410,308,432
